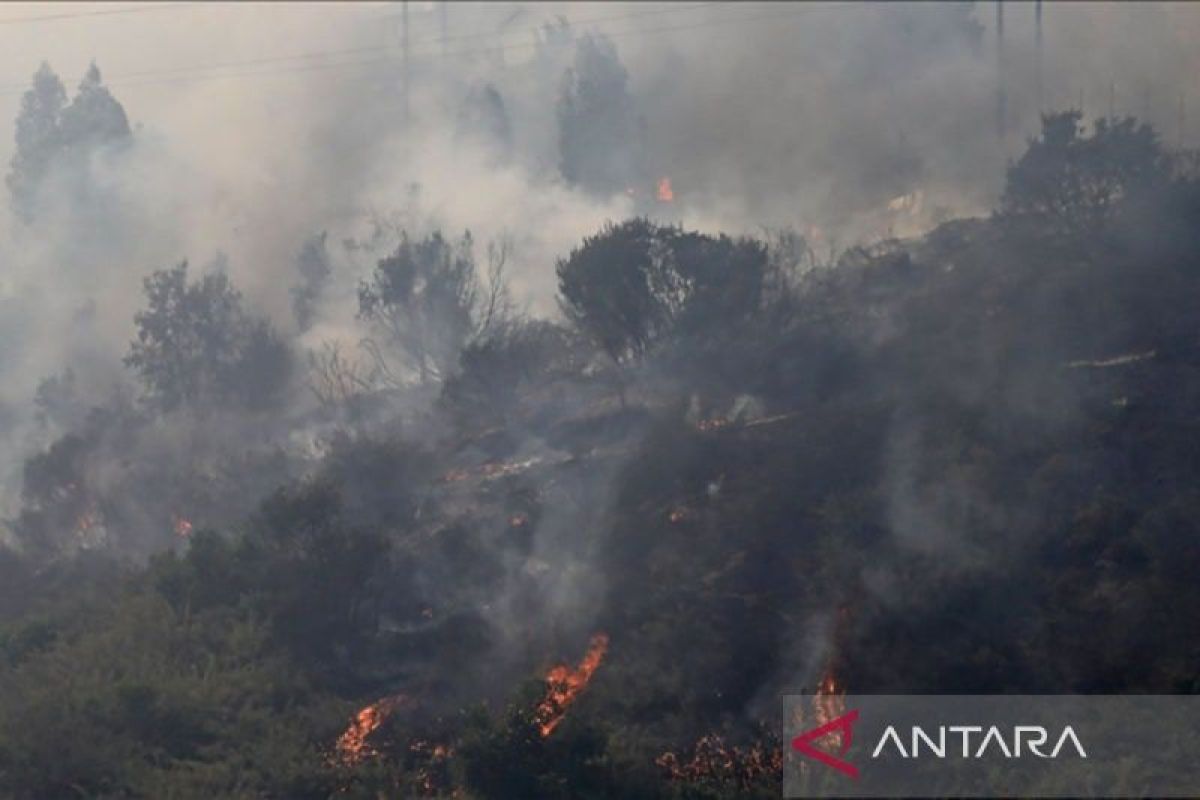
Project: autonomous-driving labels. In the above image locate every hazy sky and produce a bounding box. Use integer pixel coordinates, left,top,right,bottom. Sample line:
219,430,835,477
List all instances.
1,1,1199,541
0,2,1196,389
0,2,1196,253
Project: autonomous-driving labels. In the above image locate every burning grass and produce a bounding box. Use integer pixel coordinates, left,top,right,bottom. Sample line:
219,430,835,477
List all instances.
535,633,610,737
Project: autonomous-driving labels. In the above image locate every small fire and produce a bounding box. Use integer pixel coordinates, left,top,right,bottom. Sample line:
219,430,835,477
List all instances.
656,734,782,788
334,694,408,766
72,505,107,547
75,510,98,535
536,633,609,737
172,515,194,538
657,176,674,202
696,417,730,432
442,457,544,485
811,664,847,749
408,739,455,794
441,468,470,483
481,456,543,480
509,513,529,528
668,507,690,524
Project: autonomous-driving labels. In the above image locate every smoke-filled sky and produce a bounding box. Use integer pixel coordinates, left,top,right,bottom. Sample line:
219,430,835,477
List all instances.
0,2,1196,277
1,1,1199,523
0,2,1197,291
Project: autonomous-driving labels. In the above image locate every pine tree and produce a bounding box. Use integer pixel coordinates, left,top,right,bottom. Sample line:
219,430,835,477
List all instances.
59,62,132,153
556,34,644,196
7,62,67,221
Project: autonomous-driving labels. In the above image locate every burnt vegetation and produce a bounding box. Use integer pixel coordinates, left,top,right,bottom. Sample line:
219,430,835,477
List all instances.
2,97,1200,798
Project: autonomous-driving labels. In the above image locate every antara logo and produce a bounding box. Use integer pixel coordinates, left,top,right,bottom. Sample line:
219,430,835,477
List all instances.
792,710,1087,779
871,724,1088,759
791,710,861,779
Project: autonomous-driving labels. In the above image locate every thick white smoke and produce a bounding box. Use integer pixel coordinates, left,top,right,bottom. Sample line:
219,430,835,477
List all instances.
0,1,1198,535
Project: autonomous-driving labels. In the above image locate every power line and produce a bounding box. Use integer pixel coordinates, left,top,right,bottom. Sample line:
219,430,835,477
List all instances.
31,2,721,87
381,2,727,42
0,2,862,97
0,3,202,26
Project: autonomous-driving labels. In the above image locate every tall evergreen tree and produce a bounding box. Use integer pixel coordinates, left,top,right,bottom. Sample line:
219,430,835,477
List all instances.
556,34,644,196
7,63,67,222
6,61,131,223
59,63,132,154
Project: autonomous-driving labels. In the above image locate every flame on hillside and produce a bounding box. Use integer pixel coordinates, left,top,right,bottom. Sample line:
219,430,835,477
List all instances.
536,633,609,737
75,509,99,536
333,694,409,766
656,734,782,788
408,739,455,794
440,457,545,485
172,515,194,538
812,664,846,738
657,176,675,202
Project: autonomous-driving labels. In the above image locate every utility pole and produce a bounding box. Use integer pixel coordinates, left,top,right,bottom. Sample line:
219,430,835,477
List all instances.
1034,0,1043,113
996,1,1006,140
402,0,410,131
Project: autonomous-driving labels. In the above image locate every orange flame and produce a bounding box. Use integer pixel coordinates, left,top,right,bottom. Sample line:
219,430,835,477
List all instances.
657,176,675,202
811,664,846,750
334,694,408,766
657,734,782,787
172,515,194,538
536,633,609,737
75,510,98,535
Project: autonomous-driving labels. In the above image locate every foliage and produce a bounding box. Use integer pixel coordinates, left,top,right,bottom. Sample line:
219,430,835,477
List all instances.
557,33,644,195
291,232,332,333
7,61,130,222
556,218,769,364
358,230,510,385
440,319,579,426
6,63,66,222
1000,110,1172,236
0,582,345,799
125,261,294,413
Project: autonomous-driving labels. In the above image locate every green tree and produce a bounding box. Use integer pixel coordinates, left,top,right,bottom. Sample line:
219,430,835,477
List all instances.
58,62,131,155
358,230,509,385
125,261,293,413
291,231,331,332
6,61,131,223
6,63,66,222
556,219,769,365
557,33,644,196
1000,111,1171,235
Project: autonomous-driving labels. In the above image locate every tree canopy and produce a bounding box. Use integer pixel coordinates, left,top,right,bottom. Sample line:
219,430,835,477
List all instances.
1000,110,1172,235
358,230,509,385
556,218,769,364
7,61,131,222
125,261,293,413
